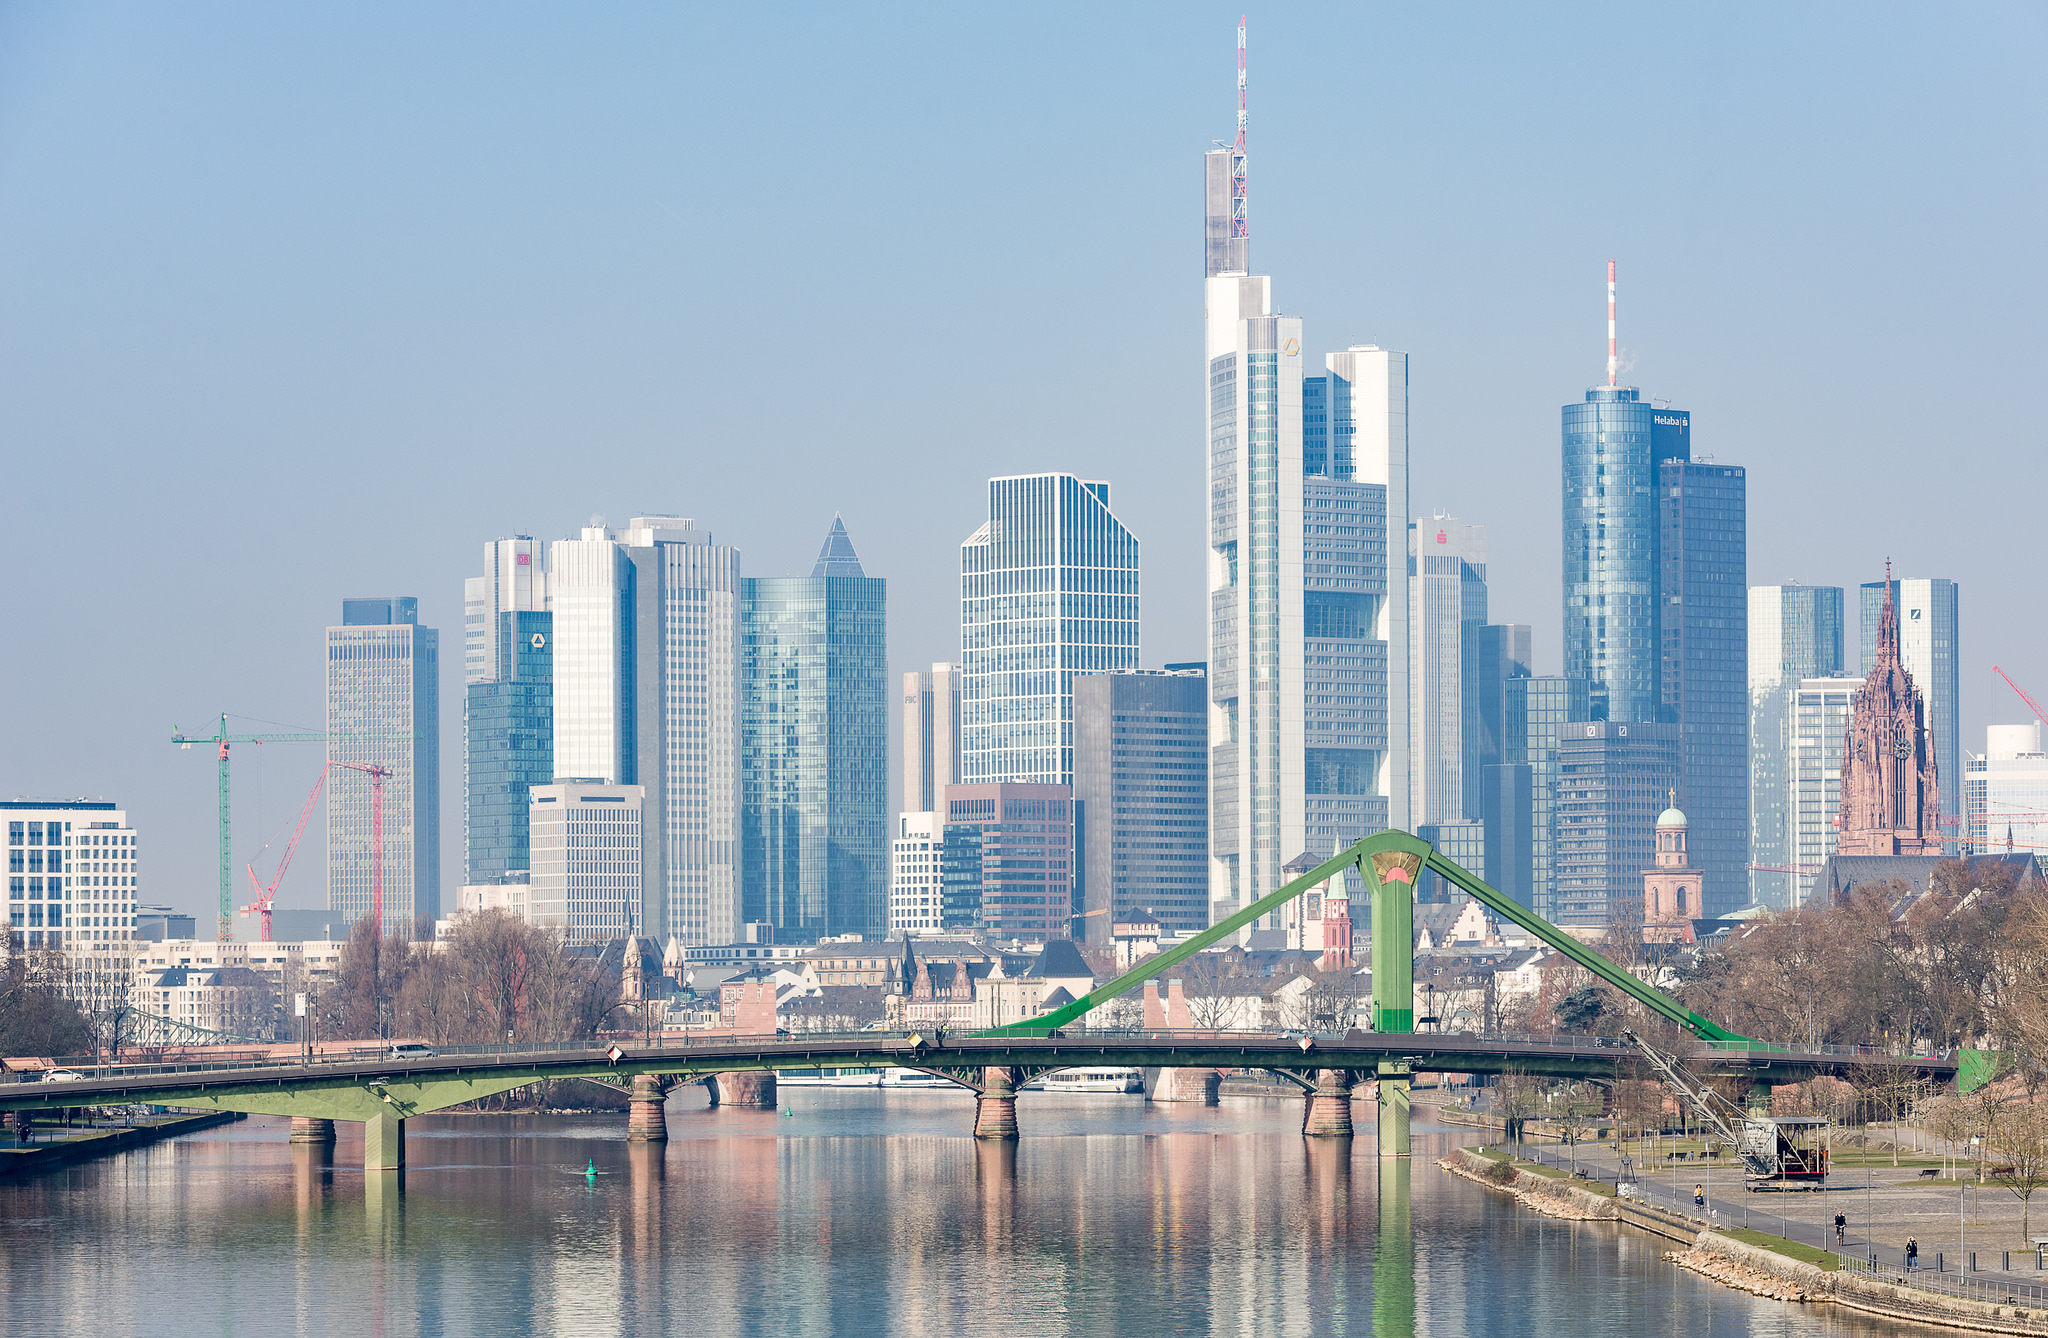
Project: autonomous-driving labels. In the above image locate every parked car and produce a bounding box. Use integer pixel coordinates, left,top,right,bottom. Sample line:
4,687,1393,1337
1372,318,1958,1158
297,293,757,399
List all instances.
385,1043,435,1062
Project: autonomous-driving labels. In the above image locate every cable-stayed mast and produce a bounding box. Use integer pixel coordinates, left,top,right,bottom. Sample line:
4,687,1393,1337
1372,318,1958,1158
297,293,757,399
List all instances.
1232,17,1248,253
1606,259,1618,387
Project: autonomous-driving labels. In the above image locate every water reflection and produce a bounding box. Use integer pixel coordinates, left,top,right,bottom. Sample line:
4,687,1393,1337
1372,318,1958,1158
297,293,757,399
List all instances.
0,1098,1923,1336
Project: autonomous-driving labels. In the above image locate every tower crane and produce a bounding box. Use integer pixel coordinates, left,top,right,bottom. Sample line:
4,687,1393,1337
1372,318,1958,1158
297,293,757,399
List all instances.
1993,666,2047,725
242,760,391,941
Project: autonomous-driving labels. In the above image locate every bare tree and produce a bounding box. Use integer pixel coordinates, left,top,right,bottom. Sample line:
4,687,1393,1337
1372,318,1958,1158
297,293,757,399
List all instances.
1991,1101,2048,1246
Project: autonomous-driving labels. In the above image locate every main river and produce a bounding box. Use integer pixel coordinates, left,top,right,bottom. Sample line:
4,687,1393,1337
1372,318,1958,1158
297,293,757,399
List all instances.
1,1086,1918,1336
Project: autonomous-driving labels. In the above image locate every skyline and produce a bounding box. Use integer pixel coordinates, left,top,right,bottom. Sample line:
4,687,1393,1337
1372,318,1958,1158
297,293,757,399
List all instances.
3,5,2044,926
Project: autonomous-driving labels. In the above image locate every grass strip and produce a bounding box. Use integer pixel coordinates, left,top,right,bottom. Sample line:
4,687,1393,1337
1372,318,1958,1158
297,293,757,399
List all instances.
1722,1227,1842,1272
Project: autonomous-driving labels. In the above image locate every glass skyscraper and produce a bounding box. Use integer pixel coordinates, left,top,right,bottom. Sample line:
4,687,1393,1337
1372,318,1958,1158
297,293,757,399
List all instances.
1794,677,1862,906
326,596,439,936
1072,670,1209,942
465,610,552,884
1506,674,1592,922
1660,460,1748,914
960,474,1139,788
740,517,888,941
1861,577,1960,853
1552,720,1681,930
1410,515,1487,829
1747,584,1844,908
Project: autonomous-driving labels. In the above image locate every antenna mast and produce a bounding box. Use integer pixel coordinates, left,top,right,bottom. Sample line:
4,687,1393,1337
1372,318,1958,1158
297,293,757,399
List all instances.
1606,259,1618,387
1232,17,1248,251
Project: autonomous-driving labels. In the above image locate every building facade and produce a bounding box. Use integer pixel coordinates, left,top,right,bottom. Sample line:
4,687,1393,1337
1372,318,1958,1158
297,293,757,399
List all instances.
1966,724,2048,871
1642,804,1703,945
961,474,1139,789
1072,670,1208,944
6,800,140,954
1552,721,1682,930
1411,515,1487,829
939,783,1073,941
1837,574,1942,857
326,597,439,936
740,517,888,942
1747,584,1845,908
1659,459,1748,914
528,781,646,938
465,609,553,884
1464,622,1532,822
1505,675,1593,922
1860,576,1959,853
1792,676,1862,907
901,663,962,815
1204,165,1409,928
888,811,942,935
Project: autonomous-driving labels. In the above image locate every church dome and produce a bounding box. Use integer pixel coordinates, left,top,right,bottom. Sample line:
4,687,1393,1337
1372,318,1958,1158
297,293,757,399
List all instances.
1657,806,1688,828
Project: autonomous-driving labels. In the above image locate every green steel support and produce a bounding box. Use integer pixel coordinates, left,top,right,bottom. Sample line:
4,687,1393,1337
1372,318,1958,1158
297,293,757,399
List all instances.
364,1111,403,1170
1376,1060,1411,1157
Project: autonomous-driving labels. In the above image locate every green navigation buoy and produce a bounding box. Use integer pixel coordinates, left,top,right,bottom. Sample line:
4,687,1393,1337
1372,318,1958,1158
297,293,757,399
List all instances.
585,1158,597,1179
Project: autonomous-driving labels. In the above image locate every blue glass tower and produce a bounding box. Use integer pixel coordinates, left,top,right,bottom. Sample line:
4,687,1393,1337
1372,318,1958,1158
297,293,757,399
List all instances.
465,611,553,883
740,517,888,940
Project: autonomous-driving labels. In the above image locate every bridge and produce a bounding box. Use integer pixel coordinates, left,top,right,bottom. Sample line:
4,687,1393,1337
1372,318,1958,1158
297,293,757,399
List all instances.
4,829,1980,1172
0,1031,1959,1168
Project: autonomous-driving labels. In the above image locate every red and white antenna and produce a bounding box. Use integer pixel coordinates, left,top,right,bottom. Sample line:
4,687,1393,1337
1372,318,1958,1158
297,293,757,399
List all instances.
1606,259,1618,387
1231,17,1248,246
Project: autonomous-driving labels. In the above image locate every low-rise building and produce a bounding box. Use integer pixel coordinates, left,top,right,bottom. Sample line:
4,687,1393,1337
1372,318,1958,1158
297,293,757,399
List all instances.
129,964,277,1038
973,940,1097,1029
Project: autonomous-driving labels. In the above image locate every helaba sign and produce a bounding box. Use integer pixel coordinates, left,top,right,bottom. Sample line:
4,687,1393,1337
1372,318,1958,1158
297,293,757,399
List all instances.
1653,413,1689,428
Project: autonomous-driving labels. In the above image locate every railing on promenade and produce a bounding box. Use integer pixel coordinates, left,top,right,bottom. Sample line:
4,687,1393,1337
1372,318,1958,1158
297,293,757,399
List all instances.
1836,1250,2048,1317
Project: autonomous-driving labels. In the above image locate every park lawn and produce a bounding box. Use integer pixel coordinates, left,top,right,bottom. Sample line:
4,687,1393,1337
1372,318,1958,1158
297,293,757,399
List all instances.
1722,1227,1842,1272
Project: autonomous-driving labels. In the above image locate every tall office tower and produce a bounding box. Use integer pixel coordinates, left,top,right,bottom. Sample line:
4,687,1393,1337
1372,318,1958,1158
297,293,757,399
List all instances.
464,537,548,686
901,663,962,814
6,799,140,952
1552,721,1681,930
1659,459,1748,914
1072,669,1209,945
465,536,553,885
465,609,553,884
1415,820,1484,903
1966,725,2048,872
960,475,1139,788
1838,573,1942,857
527,781,645,937
1747,585,1845,908
1506,676,1593,921
1464,623,1532,818
1480,764,1534,908
1410,515,1487,828
741,517,888,941
326,597,439,936
1203,60,1407,923
1860,576,1960,852
549,518,743,945
938,783,1073,940
1793,677,1862,905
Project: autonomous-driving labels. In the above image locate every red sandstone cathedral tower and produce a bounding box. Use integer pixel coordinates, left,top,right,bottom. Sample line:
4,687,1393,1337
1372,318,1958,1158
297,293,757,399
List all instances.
1834,565,1942,856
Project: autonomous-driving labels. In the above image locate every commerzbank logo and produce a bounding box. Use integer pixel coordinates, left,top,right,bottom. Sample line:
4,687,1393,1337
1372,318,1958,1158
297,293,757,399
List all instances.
1282,337,1299,357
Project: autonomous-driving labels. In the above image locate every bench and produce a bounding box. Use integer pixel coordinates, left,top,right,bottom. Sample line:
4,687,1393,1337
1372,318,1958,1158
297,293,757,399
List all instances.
1919,1168,1941,1178
1989,1165,2018,1178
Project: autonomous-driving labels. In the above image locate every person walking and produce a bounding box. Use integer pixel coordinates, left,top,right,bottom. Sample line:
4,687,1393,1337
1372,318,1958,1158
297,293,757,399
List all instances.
12,1110,29,1145
1906,1237,1919,1271
1835,1212,1847,1245
1694,1183,1706,1210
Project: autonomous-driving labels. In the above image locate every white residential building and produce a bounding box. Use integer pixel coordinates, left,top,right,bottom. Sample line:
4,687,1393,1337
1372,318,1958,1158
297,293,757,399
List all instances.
888,812,943,935
529,781,646,938
6,799,141,953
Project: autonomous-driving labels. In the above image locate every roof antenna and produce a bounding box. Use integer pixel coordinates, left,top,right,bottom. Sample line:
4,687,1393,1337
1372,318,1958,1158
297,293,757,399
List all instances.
1607,259,1618,387
1231,17,1248,256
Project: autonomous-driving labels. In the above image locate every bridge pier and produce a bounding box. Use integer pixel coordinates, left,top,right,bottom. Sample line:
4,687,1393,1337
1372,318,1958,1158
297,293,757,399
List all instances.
1376,1064,1411,1157
974,1067,1019,1140
289,1116,336,1144
1303,1069,1355,1137
715,1071,777,1108
364,1111,404,1171
1149,1067,1220,1104
626,1075,670,1141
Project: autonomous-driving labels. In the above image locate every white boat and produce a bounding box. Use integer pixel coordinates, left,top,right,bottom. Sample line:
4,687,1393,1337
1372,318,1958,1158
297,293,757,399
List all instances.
880,1067,970,1091
776,1067,883,1088
1025,1067,1145,1094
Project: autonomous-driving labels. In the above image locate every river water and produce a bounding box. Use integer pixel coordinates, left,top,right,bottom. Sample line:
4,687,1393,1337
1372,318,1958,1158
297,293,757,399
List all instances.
0,1086,1917,1336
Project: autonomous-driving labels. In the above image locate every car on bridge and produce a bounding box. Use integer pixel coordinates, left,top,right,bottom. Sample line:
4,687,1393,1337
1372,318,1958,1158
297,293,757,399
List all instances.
384,1044,435,1062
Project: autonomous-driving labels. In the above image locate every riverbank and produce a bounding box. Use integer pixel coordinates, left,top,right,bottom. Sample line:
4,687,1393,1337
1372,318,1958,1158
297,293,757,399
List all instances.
0,1110,245,1178
1449,1145,2048,1334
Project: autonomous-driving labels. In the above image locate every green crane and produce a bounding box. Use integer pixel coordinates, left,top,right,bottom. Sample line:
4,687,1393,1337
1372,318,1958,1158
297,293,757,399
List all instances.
171,715,328,942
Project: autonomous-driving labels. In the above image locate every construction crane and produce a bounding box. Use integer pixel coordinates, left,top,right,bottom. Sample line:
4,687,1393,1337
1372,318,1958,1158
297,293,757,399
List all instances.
172,714,409,942
1993,665,2047,725
1620,1030,1837,1186
243,760,391,942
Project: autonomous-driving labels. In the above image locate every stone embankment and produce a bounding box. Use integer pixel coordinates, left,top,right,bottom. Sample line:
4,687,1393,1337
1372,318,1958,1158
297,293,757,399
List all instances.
1447,1145,2048,1334
0,1110,245,1178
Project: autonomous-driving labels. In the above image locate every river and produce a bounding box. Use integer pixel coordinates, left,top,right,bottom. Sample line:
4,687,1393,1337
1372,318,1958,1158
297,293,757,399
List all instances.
0,1086,1919,1336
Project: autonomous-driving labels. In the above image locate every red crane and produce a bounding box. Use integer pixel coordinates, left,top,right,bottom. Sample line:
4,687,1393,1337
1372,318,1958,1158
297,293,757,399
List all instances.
243,760,392,942
1994,665,2048,725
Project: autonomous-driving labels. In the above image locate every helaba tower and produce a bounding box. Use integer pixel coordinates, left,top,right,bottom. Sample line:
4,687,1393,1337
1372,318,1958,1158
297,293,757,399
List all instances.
1205,20,1409,929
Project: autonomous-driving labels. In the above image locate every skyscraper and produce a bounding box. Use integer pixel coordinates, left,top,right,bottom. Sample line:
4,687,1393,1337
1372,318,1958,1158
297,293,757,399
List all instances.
1966,724,2048,871
1463,622,1532,818
938,783,1073,940
1748,584,1845,908
1552,720,1681,930
740,517,888,941
1506,675,1593,922
326,597,439,935
901,663,962,815
1860,576,1959,852
960,474,1139,788
1793,676,1861,906
527,781,645,937
1410,515,1487,828
465,536,552,885
1072,669,1209,943
1660,459,1748,914
1203,64,1408,925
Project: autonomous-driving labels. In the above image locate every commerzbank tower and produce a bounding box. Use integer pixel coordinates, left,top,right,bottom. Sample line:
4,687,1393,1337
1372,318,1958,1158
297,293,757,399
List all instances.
1204,21,1410,929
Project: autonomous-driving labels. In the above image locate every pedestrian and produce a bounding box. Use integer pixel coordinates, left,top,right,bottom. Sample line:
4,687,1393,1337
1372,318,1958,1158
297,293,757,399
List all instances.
1835,1212,1846,1245
1907,1237,1919,1271
1694,1183,1705,1209
12,1110,30,1145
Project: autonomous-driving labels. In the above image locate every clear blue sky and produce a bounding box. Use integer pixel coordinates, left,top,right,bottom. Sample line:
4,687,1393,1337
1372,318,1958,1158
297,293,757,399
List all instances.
3,4,2042,926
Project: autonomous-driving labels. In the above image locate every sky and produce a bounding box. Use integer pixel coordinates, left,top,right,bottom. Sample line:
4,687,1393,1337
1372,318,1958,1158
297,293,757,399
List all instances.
2,3,2043,930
